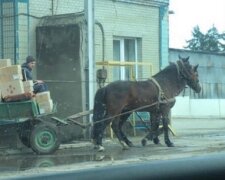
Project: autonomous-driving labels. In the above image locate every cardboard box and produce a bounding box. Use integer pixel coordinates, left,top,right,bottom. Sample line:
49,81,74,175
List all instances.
0,65,22,83
35,91,51,103
38,99,53,114
23,80,34,93
0,59,12,68
0,80,25,97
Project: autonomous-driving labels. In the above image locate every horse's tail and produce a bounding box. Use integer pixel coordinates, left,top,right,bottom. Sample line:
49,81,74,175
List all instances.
92,87,107,144
93,87,106,121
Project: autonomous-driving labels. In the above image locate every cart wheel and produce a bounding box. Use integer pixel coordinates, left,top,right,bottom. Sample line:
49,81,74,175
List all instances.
30,123,60,155
18,122,32,148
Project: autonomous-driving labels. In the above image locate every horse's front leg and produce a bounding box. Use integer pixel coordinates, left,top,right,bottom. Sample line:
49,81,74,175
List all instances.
142,113,161,146
162,113,174,147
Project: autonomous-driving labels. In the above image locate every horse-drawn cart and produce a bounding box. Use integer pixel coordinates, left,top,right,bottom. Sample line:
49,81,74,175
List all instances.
0,100,61,155
0,100,94,155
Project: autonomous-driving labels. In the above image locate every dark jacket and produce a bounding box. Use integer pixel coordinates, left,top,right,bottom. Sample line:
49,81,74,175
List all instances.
22,63,33,81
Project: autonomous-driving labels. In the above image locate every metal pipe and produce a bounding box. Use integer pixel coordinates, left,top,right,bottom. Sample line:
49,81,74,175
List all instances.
95,20,105,62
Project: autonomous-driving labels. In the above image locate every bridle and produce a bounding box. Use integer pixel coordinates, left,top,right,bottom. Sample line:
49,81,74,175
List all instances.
150,60,195,104
175,60,196,84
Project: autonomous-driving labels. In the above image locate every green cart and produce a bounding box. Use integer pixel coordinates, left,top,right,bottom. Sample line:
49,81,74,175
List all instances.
0,100,60,155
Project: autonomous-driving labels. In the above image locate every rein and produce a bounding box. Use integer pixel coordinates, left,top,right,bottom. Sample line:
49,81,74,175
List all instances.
78,61,190,128
69,98,175,128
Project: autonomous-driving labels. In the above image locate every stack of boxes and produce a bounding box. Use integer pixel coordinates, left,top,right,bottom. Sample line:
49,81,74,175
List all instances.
0,59,53,114
35,91,54,114
0,59,25,99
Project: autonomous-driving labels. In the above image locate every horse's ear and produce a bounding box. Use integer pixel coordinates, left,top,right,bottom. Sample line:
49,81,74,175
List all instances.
193,64,199,71
182,56,189,63
178,55,182,60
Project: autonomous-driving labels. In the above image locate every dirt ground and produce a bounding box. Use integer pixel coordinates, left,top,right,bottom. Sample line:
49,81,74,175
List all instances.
1,118,225,179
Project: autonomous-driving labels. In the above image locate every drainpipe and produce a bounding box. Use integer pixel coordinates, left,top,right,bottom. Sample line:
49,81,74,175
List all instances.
95,20,105,61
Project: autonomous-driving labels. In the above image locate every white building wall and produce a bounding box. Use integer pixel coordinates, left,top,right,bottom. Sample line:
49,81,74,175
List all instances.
172,97,225,118
95,0,160,75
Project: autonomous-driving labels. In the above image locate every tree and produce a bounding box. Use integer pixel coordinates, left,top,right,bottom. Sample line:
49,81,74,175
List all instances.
185,25,225,52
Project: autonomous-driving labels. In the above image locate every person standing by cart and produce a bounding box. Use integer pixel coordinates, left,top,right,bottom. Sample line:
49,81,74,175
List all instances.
22,56,48,94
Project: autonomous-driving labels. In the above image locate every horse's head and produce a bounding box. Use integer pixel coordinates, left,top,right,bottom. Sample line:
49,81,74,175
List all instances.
177,56,201,93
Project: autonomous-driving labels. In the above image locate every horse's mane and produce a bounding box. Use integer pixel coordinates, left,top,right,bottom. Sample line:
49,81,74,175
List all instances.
153,62,177,78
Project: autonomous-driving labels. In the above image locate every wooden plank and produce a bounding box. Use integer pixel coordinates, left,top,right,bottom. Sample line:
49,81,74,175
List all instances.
67,109,93,119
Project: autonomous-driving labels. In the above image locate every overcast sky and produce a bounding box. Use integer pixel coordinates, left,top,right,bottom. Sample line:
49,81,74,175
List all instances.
169,0,225,49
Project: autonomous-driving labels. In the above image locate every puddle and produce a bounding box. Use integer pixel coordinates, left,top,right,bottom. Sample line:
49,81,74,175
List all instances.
0,153,114,172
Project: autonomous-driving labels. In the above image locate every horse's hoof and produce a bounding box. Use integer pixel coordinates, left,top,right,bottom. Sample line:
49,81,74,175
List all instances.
127,142,134,147
141,138,147,146
94,145,105,152
167,142,174,147
153,138,160,144
120,141,129,150
98,145,105,152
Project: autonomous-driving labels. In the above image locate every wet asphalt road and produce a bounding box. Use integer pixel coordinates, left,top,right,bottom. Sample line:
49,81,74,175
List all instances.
1,118,225,179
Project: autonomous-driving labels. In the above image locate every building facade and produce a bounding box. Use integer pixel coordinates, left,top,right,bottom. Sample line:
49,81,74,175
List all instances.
0,0,170,116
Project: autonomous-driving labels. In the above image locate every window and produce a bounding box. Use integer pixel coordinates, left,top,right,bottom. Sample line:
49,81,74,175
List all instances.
113,38,140,80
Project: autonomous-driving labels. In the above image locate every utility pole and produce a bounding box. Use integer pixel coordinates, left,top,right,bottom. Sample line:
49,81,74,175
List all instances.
84,0,95,114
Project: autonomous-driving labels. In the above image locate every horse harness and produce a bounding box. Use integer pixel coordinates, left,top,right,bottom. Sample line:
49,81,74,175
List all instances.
150,61,192,106
149,60,188,107
150,77,175,109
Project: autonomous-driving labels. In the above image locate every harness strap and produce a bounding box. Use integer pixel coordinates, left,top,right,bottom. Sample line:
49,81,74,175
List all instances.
174,61,180,77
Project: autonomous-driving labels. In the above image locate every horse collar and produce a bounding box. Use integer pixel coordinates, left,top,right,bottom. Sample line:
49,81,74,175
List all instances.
151,77,167,103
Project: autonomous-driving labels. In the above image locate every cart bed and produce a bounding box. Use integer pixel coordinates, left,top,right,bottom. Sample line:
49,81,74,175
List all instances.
0,100,39,124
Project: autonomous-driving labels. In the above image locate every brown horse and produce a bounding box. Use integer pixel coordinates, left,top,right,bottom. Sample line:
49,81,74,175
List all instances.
92,56,201,151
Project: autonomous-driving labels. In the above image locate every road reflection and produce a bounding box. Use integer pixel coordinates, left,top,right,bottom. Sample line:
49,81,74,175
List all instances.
0,153,113,172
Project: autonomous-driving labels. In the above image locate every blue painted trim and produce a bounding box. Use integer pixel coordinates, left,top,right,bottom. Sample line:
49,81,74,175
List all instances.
18,0,28,2
0,1,3,58
159,6,166,69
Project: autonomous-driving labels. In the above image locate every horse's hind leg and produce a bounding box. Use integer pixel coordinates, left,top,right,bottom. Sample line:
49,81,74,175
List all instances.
92,121,108,151
162,110,174,147
92,110,112,152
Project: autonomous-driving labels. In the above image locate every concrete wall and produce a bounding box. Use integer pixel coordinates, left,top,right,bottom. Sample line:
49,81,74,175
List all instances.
172,97,225,118
170,48,225,118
